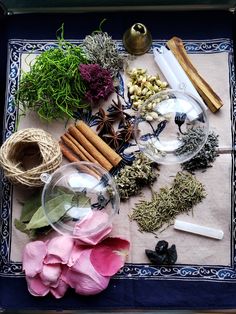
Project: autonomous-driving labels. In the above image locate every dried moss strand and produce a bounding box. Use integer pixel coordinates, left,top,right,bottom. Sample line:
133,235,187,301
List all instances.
15,35,88,122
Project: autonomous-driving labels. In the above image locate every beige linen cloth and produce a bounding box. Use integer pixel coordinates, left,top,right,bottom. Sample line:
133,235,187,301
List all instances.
10,51,232,266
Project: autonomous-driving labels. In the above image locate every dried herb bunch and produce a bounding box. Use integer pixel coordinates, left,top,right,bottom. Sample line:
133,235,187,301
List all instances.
81,31,124,79
180,130,219,172
131,171,206,232
114,152,158,200
175,127,207,157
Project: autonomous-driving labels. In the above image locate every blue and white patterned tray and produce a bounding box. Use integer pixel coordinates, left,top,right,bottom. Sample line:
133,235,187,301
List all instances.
1,38,236,285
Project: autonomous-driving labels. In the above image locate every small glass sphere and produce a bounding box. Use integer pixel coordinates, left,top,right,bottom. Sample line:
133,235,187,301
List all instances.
134,90,209,164
41,162,119,238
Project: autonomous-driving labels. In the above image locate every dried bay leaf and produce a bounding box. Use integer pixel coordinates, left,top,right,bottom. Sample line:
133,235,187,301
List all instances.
26,193,74,230
14,218,30,234
14,190,42,236
14,218,52,239
72,191,91,207
20,190,42,223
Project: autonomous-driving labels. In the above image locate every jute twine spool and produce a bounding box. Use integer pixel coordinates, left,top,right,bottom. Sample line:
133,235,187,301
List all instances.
0,128,62,187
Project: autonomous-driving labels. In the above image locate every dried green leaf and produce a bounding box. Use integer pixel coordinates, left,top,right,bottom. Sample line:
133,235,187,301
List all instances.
29,225,53,240
14,218,30,234
26,193,74,230
14,218,53,239
20,191,42,223
72,192,91,208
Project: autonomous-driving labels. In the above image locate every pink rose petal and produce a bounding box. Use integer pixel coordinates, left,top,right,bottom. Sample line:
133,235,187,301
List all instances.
90,237,130,276
44,236,74,264
63,249,110,295
76,226,112,246
26,275,49,297
23,241,47,277
67,243,86,267
73,211,112,245
50,278,68,299
40,264,61,286
65,269,109,296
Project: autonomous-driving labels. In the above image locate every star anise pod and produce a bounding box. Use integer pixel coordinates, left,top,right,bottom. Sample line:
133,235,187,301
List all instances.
120,120,135,143
95,107,116,134
102,126,124,150
108,95,125,121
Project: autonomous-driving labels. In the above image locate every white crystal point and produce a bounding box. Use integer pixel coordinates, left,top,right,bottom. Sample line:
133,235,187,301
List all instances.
174,220,224,240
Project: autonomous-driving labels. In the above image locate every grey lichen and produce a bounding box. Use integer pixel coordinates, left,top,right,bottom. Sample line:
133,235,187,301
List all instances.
81,32,124,79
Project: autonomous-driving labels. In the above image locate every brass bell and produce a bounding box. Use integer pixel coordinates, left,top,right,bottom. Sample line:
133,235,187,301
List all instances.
123,23,152,55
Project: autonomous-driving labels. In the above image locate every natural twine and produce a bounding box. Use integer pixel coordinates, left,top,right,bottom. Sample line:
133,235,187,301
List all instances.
0,128,62,187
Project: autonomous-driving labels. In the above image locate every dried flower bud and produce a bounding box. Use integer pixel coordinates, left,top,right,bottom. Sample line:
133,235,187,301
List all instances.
127,67,168,113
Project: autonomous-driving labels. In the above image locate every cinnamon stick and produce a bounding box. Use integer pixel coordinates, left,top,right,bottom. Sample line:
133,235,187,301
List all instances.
59,142,100,179
65,133,99,164
68,126,113,171
76,120,122,166
59,142,80,163
167,36,223,113
61,134,89,162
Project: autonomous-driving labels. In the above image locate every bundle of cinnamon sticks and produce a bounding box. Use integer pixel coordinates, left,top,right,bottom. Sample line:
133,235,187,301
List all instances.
60,120,122,171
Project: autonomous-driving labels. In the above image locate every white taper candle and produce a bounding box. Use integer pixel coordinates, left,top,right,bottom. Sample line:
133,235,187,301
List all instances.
153,46,207,111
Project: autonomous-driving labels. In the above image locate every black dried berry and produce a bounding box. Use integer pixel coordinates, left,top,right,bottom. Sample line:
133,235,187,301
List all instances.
145,249,167,265
155,240,168,254
145,241,178,265
166,244,177,264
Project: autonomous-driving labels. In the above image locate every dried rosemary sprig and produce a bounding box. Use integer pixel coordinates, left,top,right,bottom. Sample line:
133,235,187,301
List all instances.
114,152,158,200
180,131,219,172
81,32,124,79
131,171,206,232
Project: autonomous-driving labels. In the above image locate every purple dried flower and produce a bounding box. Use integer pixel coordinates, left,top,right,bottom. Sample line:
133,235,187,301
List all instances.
79,64,114,105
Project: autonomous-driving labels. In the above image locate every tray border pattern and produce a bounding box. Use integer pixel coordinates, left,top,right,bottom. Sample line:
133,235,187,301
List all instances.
0,38,235,283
